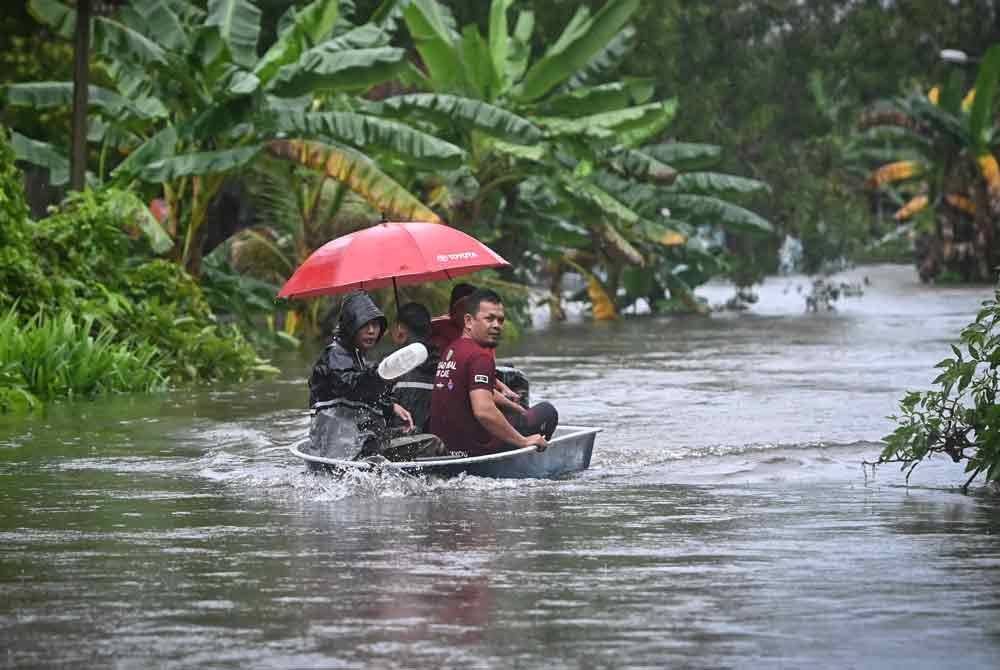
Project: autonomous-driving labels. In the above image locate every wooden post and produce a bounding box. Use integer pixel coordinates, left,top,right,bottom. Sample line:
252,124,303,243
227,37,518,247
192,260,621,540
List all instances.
70,0,92,191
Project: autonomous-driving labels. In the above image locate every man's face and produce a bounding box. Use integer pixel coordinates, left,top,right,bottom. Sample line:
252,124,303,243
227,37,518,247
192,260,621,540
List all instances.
464,300,504,348
354,320,382,351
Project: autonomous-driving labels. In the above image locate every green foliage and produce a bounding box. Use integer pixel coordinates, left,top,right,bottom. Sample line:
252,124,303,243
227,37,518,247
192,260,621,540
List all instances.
6,0,457,276
0,125,50,312
878,289,1000,491
0,307,166,411
773,137,874,274
394,0,771,318
0,138,275,411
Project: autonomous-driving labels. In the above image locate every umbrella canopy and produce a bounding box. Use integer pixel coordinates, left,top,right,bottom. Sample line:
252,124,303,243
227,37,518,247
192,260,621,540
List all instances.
277,222,510,300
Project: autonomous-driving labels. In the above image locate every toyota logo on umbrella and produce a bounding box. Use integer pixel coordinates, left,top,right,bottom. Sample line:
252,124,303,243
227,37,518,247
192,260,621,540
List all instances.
436,251,479,263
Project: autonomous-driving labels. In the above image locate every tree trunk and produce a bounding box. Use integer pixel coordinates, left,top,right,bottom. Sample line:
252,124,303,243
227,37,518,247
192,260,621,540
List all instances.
547,261,566,322
70,0,91,191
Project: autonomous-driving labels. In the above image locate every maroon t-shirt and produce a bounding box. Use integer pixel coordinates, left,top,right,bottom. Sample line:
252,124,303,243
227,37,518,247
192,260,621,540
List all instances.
430,336,497,455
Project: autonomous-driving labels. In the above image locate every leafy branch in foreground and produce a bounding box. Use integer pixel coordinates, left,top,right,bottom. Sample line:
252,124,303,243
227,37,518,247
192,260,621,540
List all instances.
869,288,1000,492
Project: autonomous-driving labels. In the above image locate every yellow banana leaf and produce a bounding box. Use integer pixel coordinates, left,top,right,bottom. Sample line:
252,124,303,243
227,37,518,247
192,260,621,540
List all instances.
267,140,443,224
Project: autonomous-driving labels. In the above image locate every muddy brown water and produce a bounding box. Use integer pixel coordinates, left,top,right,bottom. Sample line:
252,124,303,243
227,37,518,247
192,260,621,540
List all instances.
2,264,999,669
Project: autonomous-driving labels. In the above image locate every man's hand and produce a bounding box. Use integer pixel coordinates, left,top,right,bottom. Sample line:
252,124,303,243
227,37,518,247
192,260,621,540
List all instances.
393,403,414,433
521,433,548,452
495,379,521,403
493,389,527,416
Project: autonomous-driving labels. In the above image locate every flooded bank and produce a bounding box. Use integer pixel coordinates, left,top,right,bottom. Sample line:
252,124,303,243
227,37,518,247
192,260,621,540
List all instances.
2,264,999,668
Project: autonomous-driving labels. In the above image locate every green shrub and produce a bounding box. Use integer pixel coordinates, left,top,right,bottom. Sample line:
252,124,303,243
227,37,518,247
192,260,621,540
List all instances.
875,288,1000,491
0,307,166,409
0,125,51,314
0,129,275,410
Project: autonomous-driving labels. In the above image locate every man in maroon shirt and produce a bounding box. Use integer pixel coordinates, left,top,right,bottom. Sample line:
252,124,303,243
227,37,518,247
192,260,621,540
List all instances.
430,289,557,456
431,283,525,417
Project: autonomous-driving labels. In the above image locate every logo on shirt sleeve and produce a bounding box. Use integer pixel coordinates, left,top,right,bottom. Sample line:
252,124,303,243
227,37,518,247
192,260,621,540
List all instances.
474,374,489,384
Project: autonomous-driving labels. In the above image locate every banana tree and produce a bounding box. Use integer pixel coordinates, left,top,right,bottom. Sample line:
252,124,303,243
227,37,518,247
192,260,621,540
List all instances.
3,0,462,276
371,0,771,318
858,44,1000,282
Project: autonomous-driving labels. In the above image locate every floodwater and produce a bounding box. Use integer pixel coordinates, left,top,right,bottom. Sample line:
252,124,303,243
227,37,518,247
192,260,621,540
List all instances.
2,264,999,669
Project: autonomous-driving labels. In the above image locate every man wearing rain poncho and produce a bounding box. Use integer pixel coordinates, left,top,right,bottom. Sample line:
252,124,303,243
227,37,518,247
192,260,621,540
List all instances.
308,291,447,462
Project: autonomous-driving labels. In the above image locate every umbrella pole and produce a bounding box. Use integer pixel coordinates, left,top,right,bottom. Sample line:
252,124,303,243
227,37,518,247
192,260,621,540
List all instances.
392,277,400,315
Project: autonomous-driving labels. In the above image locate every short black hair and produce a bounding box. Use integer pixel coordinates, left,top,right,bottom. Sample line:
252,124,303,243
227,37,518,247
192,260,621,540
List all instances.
463,288,503,317
449,283,477,309
396,301,431,339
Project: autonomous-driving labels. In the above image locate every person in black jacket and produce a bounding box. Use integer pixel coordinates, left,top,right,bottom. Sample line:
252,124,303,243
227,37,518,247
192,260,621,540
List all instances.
308,291,446,462
308,291,412,459
389,302,439,433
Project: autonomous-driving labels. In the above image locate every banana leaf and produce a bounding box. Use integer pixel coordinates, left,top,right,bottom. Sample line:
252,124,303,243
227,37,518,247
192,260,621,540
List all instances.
255,4,358,84
27,0,74,39
539,102,676,147
369,94,543,144
205,0,262,69
563,26,636,90
140,145,264,182
1,82,136,117
460,25,499,100
128,0,189,51
268,46,406,96
669,172,769,196
902,97,970,146
93,16,167,67
643,142,722,171
513,0,639,102
606,147,677,184
403,0,464,92
660,194,773,236
10,131,70,186
561,178,641,227
597,221,644,266
111,126,179,180
488,0,514,89
639,220,688,247
969,44,1000,151
267,110,465,169
505,10,534,86
487,138,547,162
267,139,443,224
534,81,652,117
103,189,174,254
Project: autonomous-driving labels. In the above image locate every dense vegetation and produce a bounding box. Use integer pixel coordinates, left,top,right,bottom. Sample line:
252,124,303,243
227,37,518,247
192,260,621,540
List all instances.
0,127,275,412
1,0,999,413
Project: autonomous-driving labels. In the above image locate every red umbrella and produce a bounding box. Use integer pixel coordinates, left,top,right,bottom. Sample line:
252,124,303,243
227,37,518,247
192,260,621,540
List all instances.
277,222,510,300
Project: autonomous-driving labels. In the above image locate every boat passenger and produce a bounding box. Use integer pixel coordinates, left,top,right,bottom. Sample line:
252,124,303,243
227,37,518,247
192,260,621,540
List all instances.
429,282,476,354
308,291,419,460
389,302,438,433
430,282,526,417
430,289,558,457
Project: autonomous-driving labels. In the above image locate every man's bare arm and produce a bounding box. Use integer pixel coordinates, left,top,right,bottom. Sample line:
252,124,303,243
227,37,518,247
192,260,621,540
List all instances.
470,389,546,450
493,388,526,415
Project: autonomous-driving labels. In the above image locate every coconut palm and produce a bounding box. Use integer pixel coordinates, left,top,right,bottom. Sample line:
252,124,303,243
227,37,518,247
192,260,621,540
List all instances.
2,0,461,276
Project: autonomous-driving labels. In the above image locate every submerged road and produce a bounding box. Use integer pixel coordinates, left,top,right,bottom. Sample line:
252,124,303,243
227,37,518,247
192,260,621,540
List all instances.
1,264,998,668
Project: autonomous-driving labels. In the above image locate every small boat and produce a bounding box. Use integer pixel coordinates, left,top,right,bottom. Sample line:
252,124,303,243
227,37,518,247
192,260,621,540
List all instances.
289,425,601,479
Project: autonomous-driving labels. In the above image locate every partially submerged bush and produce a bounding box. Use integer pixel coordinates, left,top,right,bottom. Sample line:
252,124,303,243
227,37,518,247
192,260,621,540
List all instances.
874,288,1000,491
0,129,275,412
0,308,166,411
